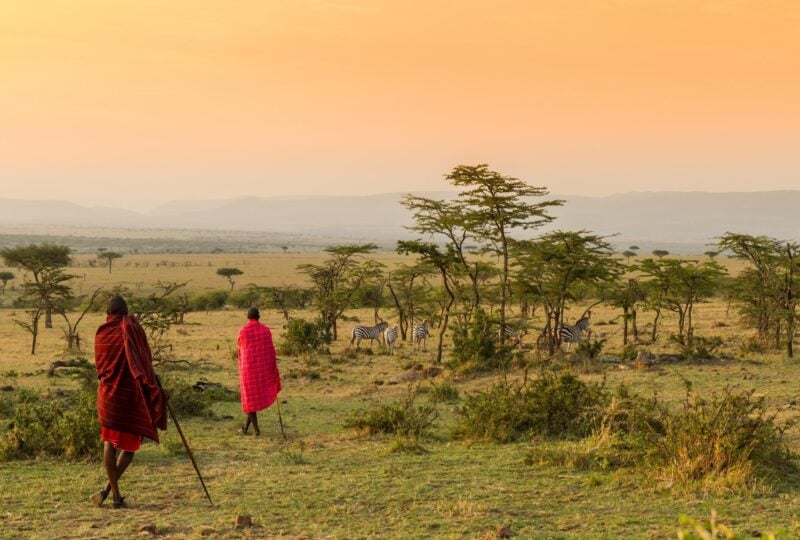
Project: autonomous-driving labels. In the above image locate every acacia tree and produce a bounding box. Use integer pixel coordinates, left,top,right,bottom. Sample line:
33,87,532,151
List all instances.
512,231,622,354
97,251,123,274
57,287,104,351
397,240,458,363
0,271,14,294
446,164,562,343
652,250,670,259
1,243,72,328
243,284,312,322
386,263,437,340
128,281,189,362
719,233,799,356
609,278,645,345
401,195,482,310
637,258,726,346
622,250,637,264
217,267,243,290
298,244,383,340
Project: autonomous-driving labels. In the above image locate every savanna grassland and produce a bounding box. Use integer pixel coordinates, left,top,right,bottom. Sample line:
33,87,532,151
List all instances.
1,253,799,540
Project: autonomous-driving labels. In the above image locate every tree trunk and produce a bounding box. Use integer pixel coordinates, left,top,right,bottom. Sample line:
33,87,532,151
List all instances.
651,309,661,343
435,269,456,364
622,305,629,345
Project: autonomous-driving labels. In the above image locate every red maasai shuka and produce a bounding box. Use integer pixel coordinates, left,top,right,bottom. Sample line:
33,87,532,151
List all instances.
237,320,281,413
95,315,167,443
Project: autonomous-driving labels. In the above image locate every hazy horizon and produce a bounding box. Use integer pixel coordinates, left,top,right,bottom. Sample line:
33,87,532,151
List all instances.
2,1,798,203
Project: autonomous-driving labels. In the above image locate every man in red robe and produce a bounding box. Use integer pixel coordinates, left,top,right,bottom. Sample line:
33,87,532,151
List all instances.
237,307,281,436
91,295,167,508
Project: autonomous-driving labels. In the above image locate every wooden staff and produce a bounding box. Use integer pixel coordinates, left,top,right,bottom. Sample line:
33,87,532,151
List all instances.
166,401,213,505
276,399,287,440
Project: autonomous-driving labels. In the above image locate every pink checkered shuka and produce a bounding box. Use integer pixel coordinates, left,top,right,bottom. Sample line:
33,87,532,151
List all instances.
237,320,282,413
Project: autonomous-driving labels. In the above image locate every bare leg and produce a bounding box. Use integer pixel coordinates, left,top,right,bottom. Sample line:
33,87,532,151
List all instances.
102,442,123,504
242,414,252,434
103,451,134,495
249,412,260,436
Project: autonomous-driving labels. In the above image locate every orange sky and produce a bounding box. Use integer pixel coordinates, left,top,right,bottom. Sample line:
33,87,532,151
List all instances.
1,0,798,205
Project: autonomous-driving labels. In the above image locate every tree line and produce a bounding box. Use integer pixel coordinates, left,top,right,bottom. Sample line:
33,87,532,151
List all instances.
2,164,798,363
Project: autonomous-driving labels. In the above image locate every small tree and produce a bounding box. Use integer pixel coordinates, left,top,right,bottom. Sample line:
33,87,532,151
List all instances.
57,288,104,351
97,251,123,274
298,244,383,340
0,271,14,294
629,245,640,251
652,249,670,259
622,250,637,264
1,243,72,328
704,250,719,260
216,267,243,291
397,240,458,363
512,231,622,354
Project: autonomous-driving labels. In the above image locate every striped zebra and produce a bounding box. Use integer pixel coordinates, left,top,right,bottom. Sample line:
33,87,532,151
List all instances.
501,323,527,346
412,320,430,351
384,325,399,355
350,321,389,349
559,317,590,351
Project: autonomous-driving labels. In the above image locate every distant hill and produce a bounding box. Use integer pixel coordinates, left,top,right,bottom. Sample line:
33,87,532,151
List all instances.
1,191,799,253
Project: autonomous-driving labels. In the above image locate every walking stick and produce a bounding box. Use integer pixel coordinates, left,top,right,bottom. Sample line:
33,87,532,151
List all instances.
275,399,287,440
166,401,213,505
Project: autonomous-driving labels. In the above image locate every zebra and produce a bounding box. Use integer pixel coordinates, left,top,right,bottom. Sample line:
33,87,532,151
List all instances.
412,320,430,351
559,317,590,351
501,323,527,346
350,321,389,349
384,325,399,355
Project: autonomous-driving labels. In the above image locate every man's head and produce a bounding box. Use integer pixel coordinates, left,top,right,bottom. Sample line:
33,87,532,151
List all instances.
247,307,260,320
107,295,129,316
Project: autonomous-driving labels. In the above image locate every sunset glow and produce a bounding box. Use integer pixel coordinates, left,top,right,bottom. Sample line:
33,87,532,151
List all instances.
1,1,798,202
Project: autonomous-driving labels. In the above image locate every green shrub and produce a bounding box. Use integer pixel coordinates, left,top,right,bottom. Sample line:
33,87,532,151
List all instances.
449,309,511,374
588,384,795,491
343,388,438,438
429,383,460,402
161,377,214,418
453,373,608,443
189,289,229,311
279,318,331,357
0,390,102,461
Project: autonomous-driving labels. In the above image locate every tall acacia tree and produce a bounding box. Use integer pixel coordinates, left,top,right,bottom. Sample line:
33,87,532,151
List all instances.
401,196,482,310
446,164,562,343
217,267,243,291
1,243,72,328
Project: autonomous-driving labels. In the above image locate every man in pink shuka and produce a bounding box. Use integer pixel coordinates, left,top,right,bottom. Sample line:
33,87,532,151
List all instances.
237,307,281,436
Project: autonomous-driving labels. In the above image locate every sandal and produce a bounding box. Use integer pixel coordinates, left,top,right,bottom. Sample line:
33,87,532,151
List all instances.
90,488,109,507
112,497,127,509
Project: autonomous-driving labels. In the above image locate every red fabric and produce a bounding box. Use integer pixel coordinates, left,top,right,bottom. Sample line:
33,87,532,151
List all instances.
237,320,281,413
101,427,142,453
95,315,167,443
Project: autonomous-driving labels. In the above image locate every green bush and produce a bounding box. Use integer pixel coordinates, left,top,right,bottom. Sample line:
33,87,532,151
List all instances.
279,318,331,357
227,289,261,309
189,289,229,311
453,373,608,443
161,377,214,418
429,383,460,402
0,390,102,461
449,309,511,374
343,388,438,438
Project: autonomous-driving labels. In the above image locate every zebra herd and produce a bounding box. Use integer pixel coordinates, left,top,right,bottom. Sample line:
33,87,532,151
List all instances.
350,320,430,354
349,315,590,354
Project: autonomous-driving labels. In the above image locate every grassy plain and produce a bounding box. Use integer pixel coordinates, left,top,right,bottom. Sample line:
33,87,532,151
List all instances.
1,253,799,539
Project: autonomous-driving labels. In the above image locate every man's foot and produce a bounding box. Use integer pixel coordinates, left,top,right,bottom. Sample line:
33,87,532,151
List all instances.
238,425,249,435
111,497,127,509
254,430,261,437
90,488,109,507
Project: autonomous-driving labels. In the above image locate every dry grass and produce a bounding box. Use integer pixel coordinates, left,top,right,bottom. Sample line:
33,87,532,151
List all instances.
1,253,799,538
